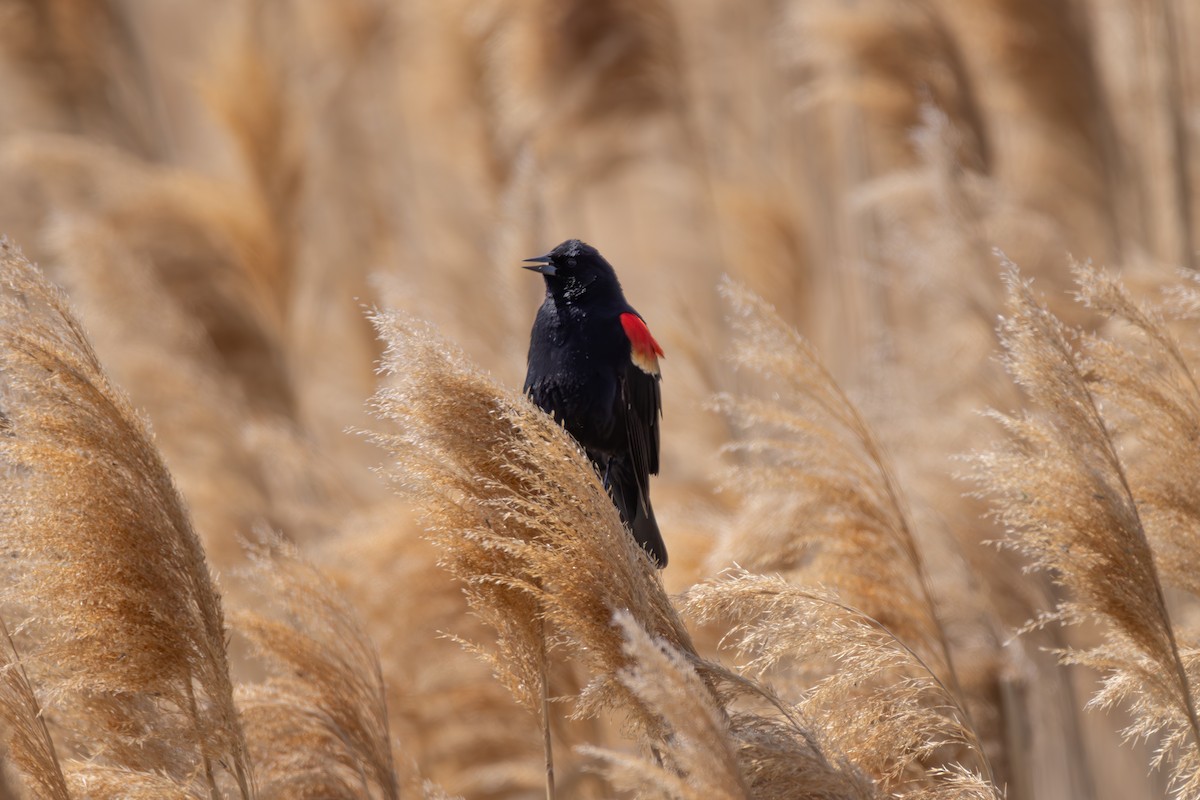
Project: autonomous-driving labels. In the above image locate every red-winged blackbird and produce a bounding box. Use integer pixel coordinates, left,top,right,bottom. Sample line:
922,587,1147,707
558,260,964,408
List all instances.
522,239,667,567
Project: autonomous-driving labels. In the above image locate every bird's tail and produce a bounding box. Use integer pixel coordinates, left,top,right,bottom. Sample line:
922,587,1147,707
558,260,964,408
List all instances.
603,455,668,568
631,495,667,568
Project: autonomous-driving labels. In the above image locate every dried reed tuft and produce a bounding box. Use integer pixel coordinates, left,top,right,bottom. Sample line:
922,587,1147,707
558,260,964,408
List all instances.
0,240,253,797
0,621,69,800
365,308,692,733
685,572,997,798
581,610,749,800
1075,265,1200,597
365,309,890,798
973,261,1200,795
711,278,955,679
325,503,548,798
63,767,201,799
42,215,278,567
234,536,398,800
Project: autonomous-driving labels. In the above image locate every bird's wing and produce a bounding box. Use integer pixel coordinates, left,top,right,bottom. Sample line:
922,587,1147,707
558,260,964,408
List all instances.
620,313,663,499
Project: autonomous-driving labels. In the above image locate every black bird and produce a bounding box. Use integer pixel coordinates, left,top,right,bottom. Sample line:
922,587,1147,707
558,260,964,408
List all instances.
522,239,667,567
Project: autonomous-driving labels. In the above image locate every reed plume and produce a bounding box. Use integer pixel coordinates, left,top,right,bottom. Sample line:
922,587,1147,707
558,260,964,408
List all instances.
326,504,547,798
711,278,955,678
365,308,691,732
581,611,749,800
0,241,253,798
0,621,68,800
686,572,997,798
234,536,399,800
1075,265,1200,596
973,261,1200,795
40,214,278,568
365,309,882,798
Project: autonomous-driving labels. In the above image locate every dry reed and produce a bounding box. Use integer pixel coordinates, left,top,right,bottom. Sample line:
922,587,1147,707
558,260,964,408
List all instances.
0,1,1195,798
973,262,1200,796
685,572,996,798
711,279,954,678
234,536,399,800
1075,265,1200,597
364,309,884,798
581,611,749,800
0,620,69,800
0,240,253,798
325,503,549,798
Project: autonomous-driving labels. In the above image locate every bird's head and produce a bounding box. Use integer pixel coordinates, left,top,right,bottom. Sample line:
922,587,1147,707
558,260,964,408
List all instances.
523,239,621,303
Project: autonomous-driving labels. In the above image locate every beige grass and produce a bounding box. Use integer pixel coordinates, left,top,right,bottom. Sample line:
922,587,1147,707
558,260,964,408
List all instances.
0,1,1196,798
973,262,1200,795
685,572,995,797
710,279,956,680
581,611,749,800
0,241,252,798
364,307,1004,798
234,536,399,800
0,620,68,800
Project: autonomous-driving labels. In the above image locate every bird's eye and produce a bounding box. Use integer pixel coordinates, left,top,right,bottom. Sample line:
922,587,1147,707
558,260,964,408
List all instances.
567,258,577,268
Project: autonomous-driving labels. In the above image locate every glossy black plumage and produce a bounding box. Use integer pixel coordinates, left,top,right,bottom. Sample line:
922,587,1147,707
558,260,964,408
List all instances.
522,239,667,567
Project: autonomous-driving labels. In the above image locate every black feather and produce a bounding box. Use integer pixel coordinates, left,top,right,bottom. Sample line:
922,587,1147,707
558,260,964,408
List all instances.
522,240,667,567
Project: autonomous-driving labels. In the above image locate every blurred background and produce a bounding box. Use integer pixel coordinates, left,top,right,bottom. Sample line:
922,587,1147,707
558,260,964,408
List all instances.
0,1,1195,797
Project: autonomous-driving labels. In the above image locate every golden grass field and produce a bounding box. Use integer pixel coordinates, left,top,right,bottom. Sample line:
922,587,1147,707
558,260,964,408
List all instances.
0,0,1197,798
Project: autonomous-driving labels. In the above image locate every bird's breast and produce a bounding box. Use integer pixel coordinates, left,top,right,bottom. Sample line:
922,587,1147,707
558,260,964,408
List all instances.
525,308,626,453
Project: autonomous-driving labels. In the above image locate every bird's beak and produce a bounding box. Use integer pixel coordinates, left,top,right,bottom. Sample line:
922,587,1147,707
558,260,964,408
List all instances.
522,254,557,276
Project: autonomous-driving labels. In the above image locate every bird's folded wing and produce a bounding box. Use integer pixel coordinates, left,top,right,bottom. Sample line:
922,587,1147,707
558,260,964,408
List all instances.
622,365,661,503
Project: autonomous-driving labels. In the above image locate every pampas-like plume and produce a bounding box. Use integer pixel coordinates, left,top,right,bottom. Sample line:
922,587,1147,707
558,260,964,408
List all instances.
365,310,878,798
0,621,69,800
0,0,169,157
0,241,253,798
483,0,685,163
234,536,399,800
973,261,1200,795
1075,265,1200,597
365,308,692,733
326,503,548,798
685,572,996,798
712,278,955,680
782,0,990,173
581,610,749,800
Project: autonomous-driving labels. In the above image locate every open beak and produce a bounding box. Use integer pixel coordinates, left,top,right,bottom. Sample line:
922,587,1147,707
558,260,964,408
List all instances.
522,254,557,276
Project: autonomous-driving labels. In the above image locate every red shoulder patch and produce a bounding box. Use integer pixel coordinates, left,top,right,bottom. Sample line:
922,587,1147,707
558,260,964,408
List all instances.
620,313,663,375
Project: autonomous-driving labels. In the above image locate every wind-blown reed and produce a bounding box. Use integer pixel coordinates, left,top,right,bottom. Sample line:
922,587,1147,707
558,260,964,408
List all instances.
0,241,253,798
974,262,1200,796
235,536,399,800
